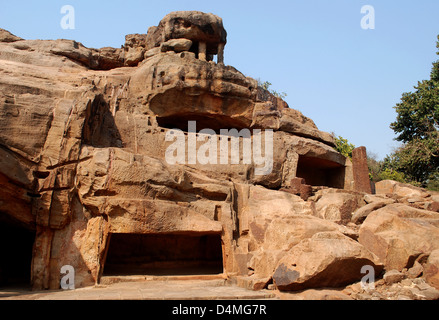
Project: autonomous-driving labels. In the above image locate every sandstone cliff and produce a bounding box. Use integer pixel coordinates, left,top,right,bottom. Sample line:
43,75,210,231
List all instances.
1,12,438,300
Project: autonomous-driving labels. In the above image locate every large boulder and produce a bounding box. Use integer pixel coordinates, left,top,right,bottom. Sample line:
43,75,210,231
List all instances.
247,215,345,279
123,34,147,66
129,51,258,129
351,200,393,225
160,38,193,53
273,231,383,291
279,108,335,146
236,184,361,287
146,11,227,53
314,190,365,224
359,204,439,271
375,180,430,199
424,249,439,290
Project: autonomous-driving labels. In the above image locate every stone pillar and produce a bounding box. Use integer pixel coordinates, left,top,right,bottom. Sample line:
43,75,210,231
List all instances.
300,184,313,201
289,178,312,201
352,146,372,194
217,43,225,65
290,178,305,195
31,226,54,290
199,42,207,61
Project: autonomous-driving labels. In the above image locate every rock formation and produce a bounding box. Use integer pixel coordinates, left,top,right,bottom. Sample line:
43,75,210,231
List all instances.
1,11,438,300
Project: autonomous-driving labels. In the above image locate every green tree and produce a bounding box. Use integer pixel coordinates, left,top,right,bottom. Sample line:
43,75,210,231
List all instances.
333,134,356,158
388,35,439,187
379,151,409,183
367,151,384,182
378,168,407,184
427,172,439,191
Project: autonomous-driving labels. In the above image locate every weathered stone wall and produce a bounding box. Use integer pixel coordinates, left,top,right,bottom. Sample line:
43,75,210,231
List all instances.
0,17,357,290
4,14,438,300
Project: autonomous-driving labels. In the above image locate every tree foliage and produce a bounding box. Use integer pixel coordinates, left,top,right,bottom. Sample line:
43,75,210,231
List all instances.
385,35,439,188
333,135,356,159
258,80,288,100
367,151,407,183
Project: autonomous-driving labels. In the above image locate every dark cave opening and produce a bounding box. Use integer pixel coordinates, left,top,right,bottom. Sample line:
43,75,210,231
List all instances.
296,156,346,189
102,233,224,277
0,215,35,289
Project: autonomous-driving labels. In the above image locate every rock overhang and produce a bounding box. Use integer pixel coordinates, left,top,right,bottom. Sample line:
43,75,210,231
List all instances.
147,11,227,54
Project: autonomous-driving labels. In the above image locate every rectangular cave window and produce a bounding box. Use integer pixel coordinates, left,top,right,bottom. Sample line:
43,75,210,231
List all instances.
102,233,224,277
296,156,345,189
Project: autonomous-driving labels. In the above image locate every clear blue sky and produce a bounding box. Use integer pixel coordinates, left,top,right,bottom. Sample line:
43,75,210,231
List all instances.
1,0,439,160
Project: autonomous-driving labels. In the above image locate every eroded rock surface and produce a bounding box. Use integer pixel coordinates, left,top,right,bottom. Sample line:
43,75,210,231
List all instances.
1,12,439,300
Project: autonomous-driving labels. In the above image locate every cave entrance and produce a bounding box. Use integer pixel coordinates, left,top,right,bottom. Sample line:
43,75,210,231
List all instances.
0,214,35,290
296,156,345,189
102,233,224,277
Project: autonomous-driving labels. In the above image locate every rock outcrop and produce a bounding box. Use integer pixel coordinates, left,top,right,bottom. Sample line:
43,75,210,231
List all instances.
1,11,439,300
273,231,383,291
359,203,439,271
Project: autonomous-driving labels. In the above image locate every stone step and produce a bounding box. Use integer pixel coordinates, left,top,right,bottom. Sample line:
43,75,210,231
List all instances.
100,274,228,286
1,280,278,300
